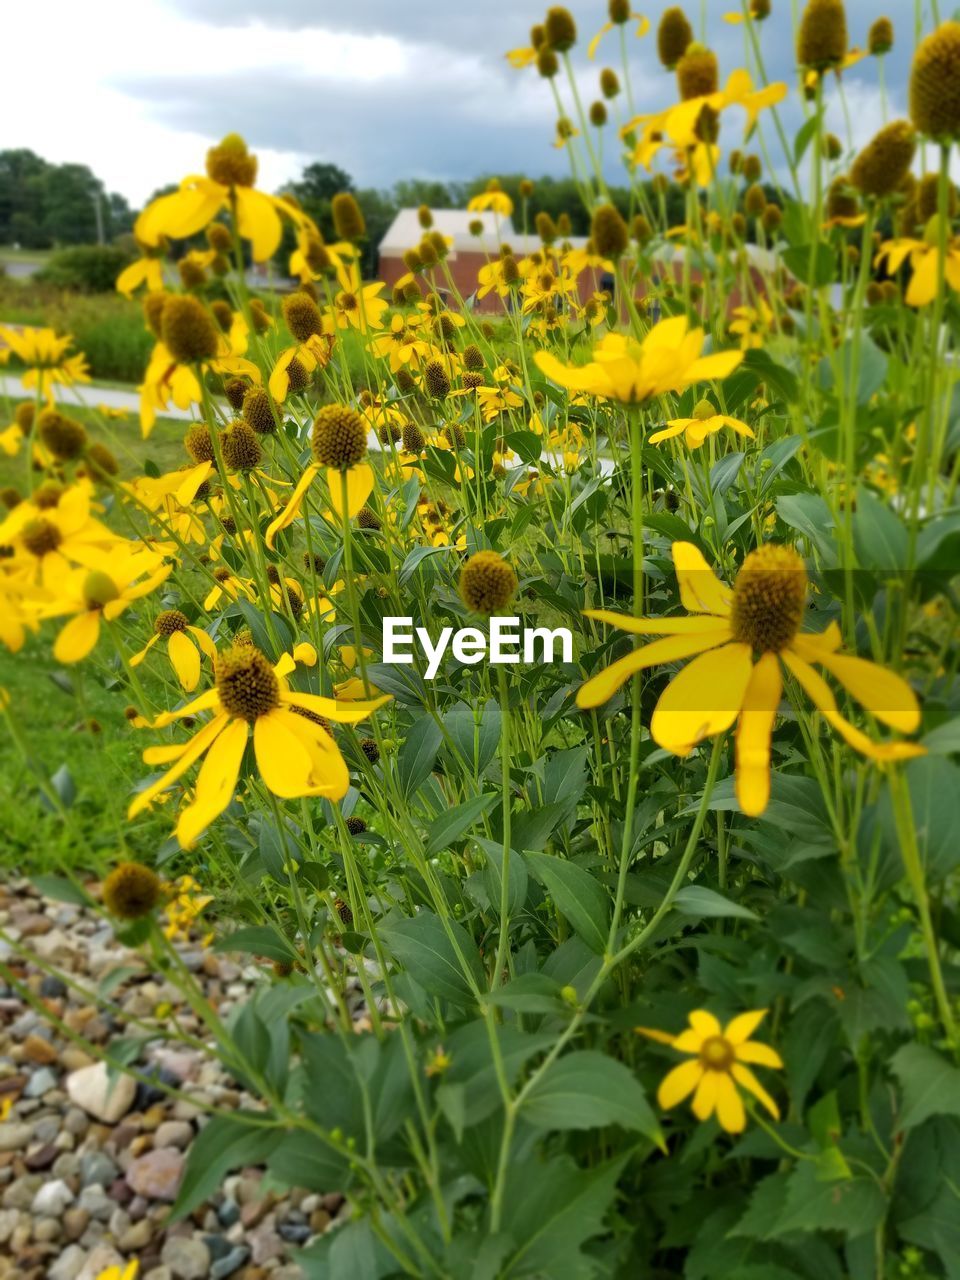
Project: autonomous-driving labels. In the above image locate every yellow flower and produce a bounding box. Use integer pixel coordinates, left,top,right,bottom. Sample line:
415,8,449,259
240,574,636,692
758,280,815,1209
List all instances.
44,551,173,664
0,325,90,397
534,315,743,404
138,340,259,438
330,262,389,334
468,188,514,218
135,134,311,263
577,542,925,816
588,12,649,60
129,643,391,848
649,399,755,447
0,487,121,589
131,609,218,691
505,45,539,68
116,249,166,298
875,236,960,307
368,314,432,373
95,1263,139,1280
638,1008,782,1133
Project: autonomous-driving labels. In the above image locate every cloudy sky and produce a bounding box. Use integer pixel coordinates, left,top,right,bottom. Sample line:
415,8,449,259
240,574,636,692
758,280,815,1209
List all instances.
0,0,925,208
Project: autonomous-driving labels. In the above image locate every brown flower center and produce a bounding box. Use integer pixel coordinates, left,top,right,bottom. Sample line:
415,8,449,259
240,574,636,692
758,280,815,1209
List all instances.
215,643,280,721
700,1035,735,1072
730,544,807,653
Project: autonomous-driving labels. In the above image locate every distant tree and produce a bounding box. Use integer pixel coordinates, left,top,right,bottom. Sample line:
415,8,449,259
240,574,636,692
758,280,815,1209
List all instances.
289,162,353,205
0,149,134,247
0,149,51,247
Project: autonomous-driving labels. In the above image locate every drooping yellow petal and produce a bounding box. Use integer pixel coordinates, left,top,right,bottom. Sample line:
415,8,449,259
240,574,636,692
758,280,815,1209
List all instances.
236,188,283,262
130,633,161,667
735,653,781,817
576,629,731,709
168,630,201,692
53,611,101,663
177,717,249,847
731,1062,779,1119
906,249,939,307
281,709,350,798
282,690,391,723
651,643,754,755
587,20,613,58
327,463,374,520
792,642,920,734
657,1059,704,1109
129,714,229,819
714,1073,746,1132
187,626,218,661
254,709,318,798
153,688,220,727
672,542,733,616
534,349,608,395
648,419,691,444
583,610,731,637
265,464,320,549
782,652,926,763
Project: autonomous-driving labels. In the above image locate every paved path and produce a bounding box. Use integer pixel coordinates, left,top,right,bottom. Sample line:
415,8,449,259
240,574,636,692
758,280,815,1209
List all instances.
0,374,615,475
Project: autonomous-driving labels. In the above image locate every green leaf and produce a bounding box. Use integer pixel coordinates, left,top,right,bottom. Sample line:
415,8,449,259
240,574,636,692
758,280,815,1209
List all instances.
853,486,907,570
425,794,497,858
170,1113,281,1220
782,243,837,289
485,972,565,1014
379,910,483,1005
510,803,567,852
499,1154,627,1278
444,699,501,773
398,543,451,584
674,885,758,920
776,493,837,561
267,1130,350,1192
397,716,443,793
213,925,297,963
772,1162,886,1239
236,600,292,661
521,1051,661,1141
476,839,529,918
525,852,610,953
881,756,960,880
30,874,93,907
890,1043,960,1130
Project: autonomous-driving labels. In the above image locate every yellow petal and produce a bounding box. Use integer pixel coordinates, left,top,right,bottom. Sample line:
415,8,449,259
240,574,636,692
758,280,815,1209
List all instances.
281,709,350,798
282,690,391,723
649,419,693,444
129,714,228,819
683,351,744,385
688,1009,722,1039
254,709,317,798
327,463,374,520
782,652,926,763
576,629,731,709
906,249,939,307
129,633,161,667
691,1070,721,1121
724,1009,769,1045
731,1062,779,1119
153,688,220,727
168,630,201,692
796,645,920,734
714,1073,746,1132
658,1059,704,1109
53,612,100,663
672,542,732,616
235,188,283,262
651,643,754,755
587,20,613,59
735,653,780,817
265,464,320,549
293,642,318,666
534,349,608,395
583,609,731,637
176,717,248,847
734,1041,784,1069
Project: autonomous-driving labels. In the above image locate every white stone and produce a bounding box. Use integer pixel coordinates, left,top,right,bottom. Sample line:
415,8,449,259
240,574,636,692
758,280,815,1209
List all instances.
31,1178,75,1216
66,1062,136,1124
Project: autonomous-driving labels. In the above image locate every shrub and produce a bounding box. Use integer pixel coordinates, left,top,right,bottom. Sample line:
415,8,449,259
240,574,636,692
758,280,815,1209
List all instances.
36,243,135,293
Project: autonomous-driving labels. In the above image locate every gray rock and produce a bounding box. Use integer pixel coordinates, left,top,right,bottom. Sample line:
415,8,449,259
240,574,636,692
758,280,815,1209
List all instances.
31,1178,75,1216
0,1208,18,1243
154,1120,193,1150
66,1062,136,1124
210,1246,250,1279
160,1235,212,1279
118,1217,154,1250
77,1244,126,1280
24,1066,59,1098
48,1243,87,1280
80,1150,119,1188
77,1184,114,1221
0,1122,33,1151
